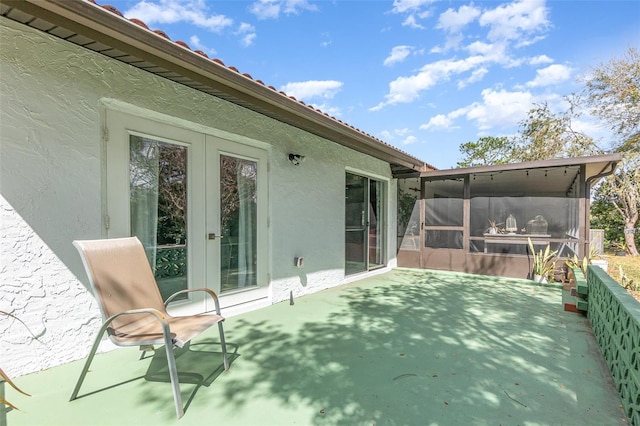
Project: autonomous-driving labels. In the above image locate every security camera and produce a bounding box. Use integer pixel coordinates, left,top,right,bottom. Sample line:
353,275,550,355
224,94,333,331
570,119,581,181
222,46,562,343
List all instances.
288,153,305,166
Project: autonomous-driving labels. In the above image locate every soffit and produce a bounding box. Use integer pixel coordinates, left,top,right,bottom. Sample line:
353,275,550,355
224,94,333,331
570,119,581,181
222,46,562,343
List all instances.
0,0,431,176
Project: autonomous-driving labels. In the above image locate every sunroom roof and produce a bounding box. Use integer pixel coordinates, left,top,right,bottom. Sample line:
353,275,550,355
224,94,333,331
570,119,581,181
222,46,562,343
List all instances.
421,153,622,195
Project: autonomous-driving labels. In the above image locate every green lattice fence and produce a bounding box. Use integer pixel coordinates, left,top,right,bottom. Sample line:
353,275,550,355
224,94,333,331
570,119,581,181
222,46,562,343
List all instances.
587,265,640,424
154,245,186,279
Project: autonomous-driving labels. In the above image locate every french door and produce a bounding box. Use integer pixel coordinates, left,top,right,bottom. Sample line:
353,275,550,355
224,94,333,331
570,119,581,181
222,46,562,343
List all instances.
106,110,267,312
206,137,268,308
345,172,386,275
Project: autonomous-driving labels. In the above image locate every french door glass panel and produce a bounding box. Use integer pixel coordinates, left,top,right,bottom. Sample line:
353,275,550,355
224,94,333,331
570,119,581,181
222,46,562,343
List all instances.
219,155,258,292
206,136,268,307
129,136,189,301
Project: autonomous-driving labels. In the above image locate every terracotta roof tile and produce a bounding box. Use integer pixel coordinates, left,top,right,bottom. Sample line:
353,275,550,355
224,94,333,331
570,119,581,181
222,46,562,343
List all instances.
101,5,123,17
129,18,149,30
152,29,170,39
174,40,190,49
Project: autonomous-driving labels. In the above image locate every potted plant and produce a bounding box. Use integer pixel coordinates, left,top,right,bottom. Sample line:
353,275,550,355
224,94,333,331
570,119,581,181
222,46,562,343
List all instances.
528,238,558,283
565,245,606,276
486,219,503,235
611,241,627,256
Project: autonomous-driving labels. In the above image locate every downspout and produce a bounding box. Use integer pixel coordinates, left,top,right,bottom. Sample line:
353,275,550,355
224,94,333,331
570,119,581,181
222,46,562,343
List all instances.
584,161,618,257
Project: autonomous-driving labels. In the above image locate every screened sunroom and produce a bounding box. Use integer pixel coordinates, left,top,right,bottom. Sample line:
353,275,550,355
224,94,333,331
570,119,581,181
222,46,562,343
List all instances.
397,154,621,279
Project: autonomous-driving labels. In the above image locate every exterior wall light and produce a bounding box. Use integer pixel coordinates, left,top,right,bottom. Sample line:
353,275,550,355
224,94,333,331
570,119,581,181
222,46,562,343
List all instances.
288,153,305,165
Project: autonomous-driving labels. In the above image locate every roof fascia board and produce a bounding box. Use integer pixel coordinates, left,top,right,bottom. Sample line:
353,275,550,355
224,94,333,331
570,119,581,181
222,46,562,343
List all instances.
421,153,622,179
4,0,424,172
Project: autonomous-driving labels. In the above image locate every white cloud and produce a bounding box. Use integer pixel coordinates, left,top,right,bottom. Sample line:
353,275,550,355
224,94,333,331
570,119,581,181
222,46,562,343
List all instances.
436,5,481,33
391,0,436,14
526,64,573,87
309,103,342,118
402,135,419,145
371,56,489,110
189,35,216,56
391,0,435,29
321,32,332,47
384,46,413,66
572,118,605,137
380,130,392,140
238,22,255,33
402,14,425,29
124,0,233,32
465,41,501,56
420,114,454,131
280,80,343,101
249,0,317,20
479,0,550,43
236,22,257,47
458,67,488,89
241,33,257,47
464,88,535,130
529,54,554,65
440,33,465,51
378,127,417,143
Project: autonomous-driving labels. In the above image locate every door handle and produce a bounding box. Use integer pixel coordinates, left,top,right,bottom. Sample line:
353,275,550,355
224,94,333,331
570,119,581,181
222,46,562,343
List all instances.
208,233,224,240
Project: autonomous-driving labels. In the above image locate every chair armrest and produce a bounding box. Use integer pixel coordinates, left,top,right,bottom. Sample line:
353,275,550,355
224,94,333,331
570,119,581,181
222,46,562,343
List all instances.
105,308,170,327
102,308,174,345
164,288,223,315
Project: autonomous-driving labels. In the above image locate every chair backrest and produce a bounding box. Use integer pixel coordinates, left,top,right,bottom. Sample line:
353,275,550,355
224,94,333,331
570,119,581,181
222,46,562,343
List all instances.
73,237,166,332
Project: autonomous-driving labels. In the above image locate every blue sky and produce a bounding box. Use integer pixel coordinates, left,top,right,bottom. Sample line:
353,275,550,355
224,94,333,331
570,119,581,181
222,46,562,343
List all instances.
110,0,639,169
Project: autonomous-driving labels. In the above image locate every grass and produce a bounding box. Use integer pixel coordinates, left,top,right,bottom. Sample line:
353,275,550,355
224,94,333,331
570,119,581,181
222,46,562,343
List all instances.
602,251,640,295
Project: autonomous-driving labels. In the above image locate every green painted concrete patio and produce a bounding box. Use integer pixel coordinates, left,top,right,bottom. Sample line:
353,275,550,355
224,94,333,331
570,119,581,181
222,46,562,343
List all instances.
4,269,627,425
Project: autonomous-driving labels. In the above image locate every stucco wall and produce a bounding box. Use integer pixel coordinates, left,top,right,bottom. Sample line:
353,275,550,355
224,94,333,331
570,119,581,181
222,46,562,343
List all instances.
0,18,397,377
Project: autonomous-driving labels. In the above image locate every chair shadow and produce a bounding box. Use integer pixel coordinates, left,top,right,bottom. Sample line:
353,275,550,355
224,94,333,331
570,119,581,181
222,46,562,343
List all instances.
144,340,240,413
71,339,239,413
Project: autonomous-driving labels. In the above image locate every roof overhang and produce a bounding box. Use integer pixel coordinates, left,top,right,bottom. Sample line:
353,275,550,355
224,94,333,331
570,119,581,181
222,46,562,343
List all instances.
0,0,430,176
420,153,622,195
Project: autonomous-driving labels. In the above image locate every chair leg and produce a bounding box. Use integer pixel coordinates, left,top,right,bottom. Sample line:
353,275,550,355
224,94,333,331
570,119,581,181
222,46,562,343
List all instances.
163,333,184,419
69,323,110,401
218,322,229,371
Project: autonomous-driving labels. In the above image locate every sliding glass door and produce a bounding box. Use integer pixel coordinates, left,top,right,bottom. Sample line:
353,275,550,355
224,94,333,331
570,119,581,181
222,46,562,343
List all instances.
345,172,386,275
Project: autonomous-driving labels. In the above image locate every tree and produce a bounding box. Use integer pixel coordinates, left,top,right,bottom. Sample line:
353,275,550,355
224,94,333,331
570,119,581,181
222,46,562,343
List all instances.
583,47,640,152
457,100,599,167
456,136,514,168
516,100,600,162
593,152,640,255
591,183,640,251
584,47,640,255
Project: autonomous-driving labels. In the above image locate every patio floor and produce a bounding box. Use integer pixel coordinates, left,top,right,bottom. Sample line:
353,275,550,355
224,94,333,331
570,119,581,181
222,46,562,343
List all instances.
3,269,627,425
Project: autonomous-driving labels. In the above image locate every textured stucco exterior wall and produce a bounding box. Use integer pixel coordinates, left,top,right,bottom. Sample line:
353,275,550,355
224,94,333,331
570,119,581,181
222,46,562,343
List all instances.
0,17,397,377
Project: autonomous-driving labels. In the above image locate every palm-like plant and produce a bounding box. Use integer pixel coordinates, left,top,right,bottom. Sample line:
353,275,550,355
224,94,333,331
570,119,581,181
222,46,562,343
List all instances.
528,238,558,282
1,367,30,410
1,311,32,410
